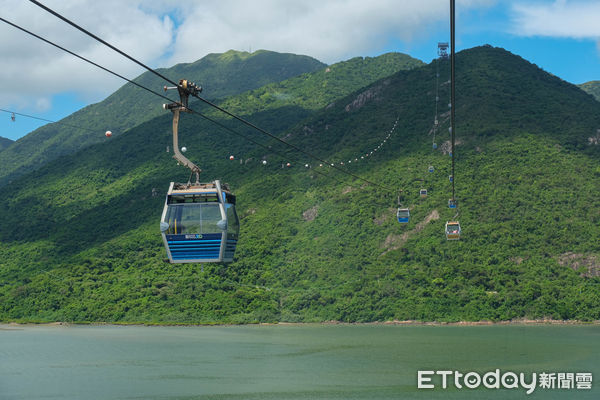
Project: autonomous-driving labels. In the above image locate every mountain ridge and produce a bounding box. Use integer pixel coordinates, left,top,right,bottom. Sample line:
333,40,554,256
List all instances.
579,80,600,101
1,45,599,324
0,50,326,186
0,50,424,187
0,136,13,151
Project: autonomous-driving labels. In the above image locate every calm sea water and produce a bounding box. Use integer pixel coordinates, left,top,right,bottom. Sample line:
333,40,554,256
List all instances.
0,324,598,399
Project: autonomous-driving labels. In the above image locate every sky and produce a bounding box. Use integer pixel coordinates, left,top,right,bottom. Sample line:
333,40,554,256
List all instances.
1,0,599,141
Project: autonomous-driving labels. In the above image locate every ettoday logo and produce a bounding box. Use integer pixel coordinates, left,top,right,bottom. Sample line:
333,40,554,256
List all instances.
418,370,593,394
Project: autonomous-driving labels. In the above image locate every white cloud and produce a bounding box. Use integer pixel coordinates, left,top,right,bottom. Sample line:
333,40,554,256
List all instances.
167,0,495,66
511,0,600,38
0,0,174,111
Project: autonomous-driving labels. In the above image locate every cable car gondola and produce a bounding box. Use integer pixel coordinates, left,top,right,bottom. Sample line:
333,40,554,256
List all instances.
419,188,428,198
445,221,461,240
448,199,457,209
160,181,239,263
397,208,410,223
160,79,240,264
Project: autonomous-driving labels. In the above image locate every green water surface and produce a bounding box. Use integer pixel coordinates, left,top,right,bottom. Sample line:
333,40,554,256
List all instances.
0,324,598,399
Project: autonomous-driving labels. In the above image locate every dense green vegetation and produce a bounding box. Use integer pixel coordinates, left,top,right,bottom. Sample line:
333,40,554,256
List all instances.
579,80,600,101
0,136,13,151
0,50,325,186
0,50,422,188
0,46,599,324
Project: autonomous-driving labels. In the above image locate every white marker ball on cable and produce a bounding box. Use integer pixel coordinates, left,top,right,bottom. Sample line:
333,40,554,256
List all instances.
105,130,112,137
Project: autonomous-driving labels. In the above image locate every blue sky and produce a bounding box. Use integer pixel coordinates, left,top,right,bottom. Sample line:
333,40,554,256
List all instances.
1,0,599,141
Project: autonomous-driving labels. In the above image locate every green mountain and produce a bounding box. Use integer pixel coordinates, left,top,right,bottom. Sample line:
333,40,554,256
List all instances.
1,46,599,324
0,51,423,188
0,50,326,187
0,136,13,151
579,80,600,101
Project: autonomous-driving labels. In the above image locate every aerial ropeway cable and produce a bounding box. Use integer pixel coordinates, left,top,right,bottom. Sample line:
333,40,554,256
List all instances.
228,115,400,168
1,13,384,202
23,0,402,195
446,0,461,240
1,107,108,136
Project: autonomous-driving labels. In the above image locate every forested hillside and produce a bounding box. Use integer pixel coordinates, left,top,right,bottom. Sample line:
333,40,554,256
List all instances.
1,46,599,324
0,50,325,187
579,80,600,101
0,136,13,151
0,51,423,188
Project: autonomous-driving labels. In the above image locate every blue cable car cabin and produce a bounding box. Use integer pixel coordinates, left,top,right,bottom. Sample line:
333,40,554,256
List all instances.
160,180,239,263
428,165,434,173
448,199,457,209
397,208,410,223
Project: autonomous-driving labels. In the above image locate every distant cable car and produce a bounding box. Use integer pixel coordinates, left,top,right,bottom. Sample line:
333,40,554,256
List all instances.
428,165,434,173
448,199,457,209
160,180,239,263
420,188,428,198
445,221,461,240
397,208,410,223
449,175,453,182
432,143,438,149
11,112,16,122
229,155,234,160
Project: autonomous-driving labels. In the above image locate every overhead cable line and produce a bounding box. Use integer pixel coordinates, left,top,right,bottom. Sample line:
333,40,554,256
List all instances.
0,108,97,134
450,0,456,204
0,14,363,191
0,15,180,110
1,108,55,125
27,0,398,194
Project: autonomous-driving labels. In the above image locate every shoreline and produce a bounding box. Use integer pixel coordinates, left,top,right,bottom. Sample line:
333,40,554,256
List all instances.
2,318,600,328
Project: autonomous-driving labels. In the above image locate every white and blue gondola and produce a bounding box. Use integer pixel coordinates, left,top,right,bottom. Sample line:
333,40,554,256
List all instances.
160,180,239,263
397,208,410,223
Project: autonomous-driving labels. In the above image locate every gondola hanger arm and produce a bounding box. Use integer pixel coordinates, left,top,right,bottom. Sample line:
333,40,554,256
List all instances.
163,79,202,186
